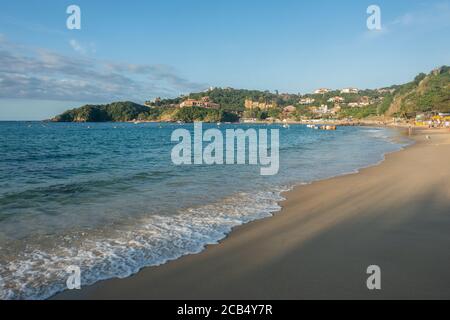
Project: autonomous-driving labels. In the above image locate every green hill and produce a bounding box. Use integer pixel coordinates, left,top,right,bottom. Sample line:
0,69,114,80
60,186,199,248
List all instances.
52,101,151,122
52,101,239,123
385,66,450,117
52,66,449,122
146,87,294,112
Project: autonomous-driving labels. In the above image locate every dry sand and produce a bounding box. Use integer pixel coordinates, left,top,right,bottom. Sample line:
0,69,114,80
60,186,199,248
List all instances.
54,128,450,300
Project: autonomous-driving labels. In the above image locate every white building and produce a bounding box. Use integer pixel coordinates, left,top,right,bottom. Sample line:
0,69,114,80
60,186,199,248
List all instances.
341,88,359,94
314,88,330,94
299,97,315,104
327,96,345,103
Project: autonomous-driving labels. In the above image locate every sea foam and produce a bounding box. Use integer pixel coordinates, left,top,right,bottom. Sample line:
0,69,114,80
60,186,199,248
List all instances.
0,187,289,300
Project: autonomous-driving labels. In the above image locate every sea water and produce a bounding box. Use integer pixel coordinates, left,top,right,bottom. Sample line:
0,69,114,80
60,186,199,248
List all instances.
0,122,409,299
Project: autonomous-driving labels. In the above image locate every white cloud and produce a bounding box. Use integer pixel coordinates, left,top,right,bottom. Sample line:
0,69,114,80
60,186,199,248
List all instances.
69,39,87,55
69,39,97,55
0,37,207,102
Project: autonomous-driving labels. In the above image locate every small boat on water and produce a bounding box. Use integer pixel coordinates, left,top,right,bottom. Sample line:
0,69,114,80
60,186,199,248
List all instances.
320,125,337,131
307,124,336,130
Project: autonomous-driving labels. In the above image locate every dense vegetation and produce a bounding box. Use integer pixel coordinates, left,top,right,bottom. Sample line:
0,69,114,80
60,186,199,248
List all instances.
339,105,378,119
53,101,151,122
243,108,281,120
173,107,239,123
146,88,287,112
385,66,450,116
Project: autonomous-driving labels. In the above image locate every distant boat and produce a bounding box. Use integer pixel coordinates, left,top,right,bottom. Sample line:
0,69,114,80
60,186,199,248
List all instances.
320,125,337,131
283,124,290,128
217,122,221,126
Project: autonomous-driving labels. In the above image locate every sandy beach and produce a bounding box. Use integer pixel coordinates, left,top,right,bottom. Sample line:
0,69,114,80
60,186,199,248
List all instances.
53,128,450,300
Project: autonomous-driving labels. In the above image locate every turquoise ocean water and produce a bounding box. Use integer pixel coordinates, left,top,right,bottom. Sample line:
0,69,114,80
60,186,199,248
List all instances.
0,122,409,299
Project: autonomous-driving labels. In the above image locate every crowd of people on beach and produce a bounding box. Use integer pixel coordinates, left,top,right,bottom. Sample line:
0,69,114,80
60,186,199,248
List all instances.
427,119,450,129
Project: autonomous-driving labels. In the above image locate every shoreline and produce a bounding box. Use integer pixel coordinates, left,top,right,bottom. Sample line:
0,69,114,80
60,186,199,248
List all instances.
53,127,450,300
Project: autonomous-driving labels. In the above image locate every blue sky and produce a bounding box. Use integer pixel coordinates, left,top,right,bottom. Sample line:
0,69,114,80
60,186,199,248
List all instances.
1,0,449,120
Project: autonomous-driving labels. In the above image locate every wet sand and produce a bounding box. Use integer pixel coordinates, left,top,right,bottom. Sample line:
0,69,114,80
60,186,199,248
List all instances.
54,128,450,300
